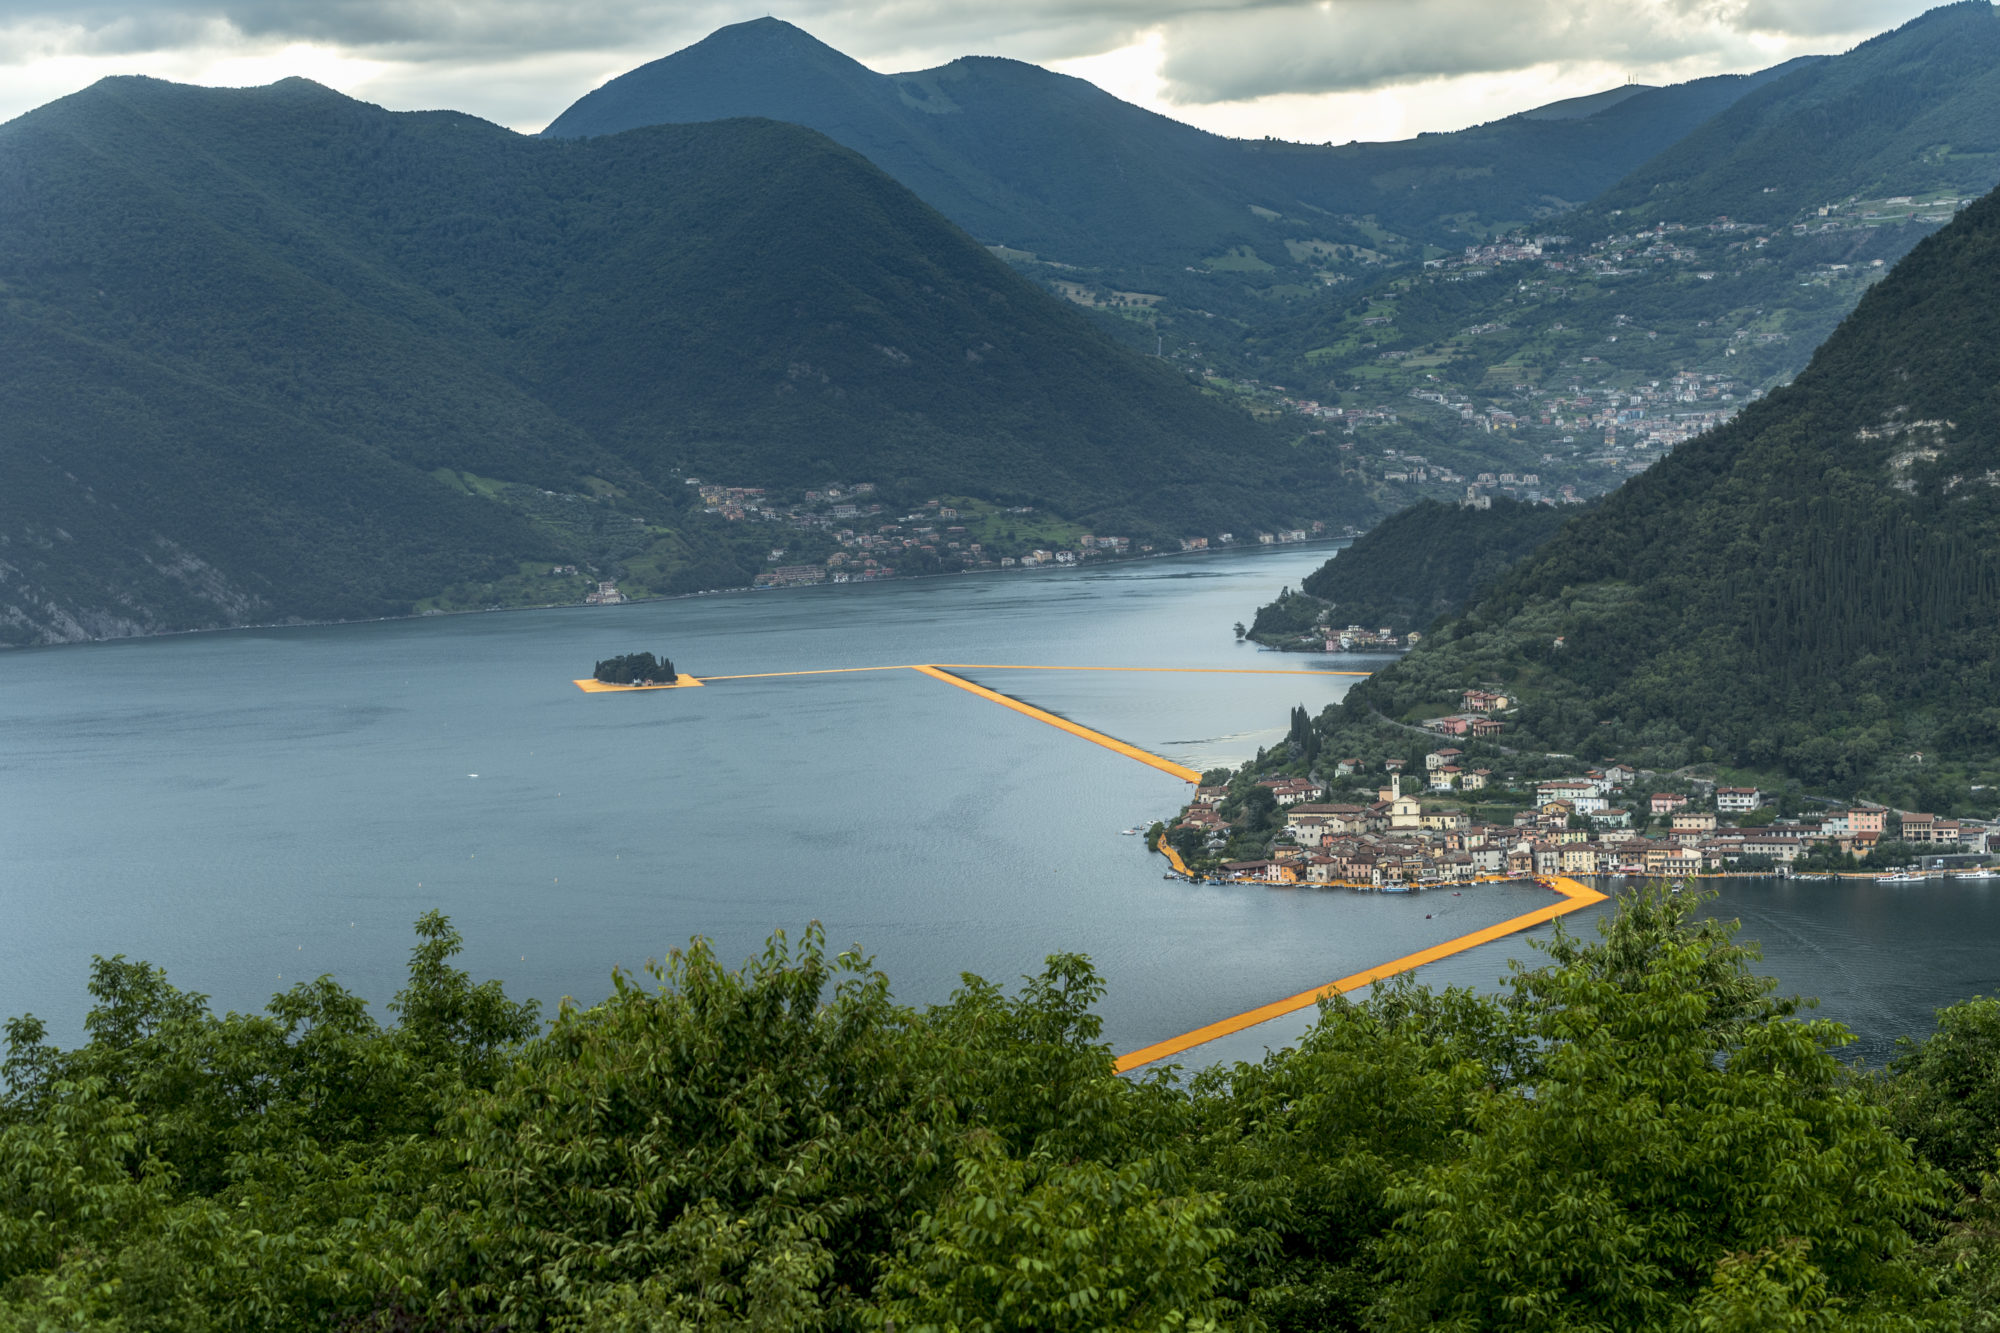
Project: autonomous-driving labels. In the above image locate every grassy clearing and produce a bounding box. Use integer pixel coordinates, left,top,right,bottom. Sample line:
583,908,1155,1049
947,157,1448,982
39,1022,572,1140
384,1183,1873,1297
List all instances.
1205,245,1276,273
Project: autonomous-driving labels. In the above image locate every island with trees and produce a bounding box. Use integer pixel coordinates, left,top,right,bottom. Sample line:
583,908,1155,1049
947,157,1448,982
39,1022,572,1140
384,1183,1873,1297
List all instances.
590,652,679,687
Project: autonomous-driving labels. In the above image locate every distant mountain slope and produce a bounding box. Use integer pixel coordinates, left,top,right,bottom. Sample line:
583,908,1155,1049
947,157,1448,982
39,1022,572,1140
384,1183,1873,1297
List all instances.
1580,1,2000,231
1253,2,2000,506
544,18,1800,273
0,76,1356,645
1517,86,1653,121
1272,64,1812,245
1341,181,2000,810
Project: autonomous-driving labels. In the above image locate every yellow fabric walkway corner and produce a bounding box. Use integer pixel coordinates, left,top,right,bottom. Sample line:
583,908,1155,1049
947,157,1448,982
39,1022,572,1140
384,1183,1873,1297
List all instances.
568,658,1605,1069
1112,875,1607,1072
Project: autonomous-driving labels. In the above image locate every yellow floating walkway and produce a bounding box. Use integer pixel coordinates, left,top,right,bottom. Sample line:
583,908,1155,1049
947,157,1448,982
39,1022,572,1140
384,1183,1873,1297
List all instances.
1113,875,1608,1072
695,666,917,681
933,663,1376,677
910,665,1203,783
571,657,1605,1070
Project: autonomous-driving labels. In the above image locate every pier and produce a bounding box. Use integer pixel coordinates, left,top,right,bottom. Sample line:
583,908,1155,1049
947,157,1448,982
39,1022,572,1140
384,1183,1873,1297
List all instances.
576,661,1609,1069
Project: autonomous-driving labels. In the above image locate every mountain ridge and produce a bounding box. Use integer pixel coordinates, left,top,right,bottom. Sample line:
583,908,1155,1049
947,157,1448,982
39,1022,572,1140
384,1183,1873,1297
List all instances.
544,17,1805,273
1576,1,2000,233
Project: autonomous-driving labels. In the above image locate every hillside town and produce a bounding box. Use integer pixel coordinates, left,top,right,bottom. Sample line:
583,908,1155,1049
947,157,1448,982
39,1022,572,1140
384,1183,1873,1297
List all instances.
1161,689,1999,888
683,478,1349,588
1182,190,1979,520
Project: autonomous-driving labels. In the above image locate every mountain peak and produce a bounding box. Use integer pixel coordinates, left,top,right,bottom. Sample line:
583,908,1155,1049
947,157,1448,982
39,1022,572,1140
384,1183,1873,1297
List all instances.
543,17,880,138
681,15,856,62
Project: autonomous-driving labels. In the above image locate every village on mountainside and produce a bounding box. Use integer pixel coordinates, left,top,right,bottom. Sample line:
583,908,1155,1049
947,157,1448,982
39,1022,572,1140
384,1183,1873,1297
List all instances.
682,481,1345,588
1158,687,2000,889
1181,191,1978,516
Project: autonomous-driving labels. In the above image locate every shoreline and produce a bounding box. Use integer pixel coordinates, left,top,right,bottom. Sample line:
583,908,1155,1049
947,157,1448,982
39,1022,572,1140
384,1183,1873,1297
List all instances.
5,537,1357,656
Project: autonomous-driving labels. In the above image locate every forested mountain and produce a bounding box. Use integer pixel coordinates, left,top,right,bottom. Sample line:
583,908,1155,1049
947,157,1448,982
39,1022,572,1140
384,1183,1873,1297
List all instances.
0,76,1360,645
1248,498,1581,643
1342,179,2000,810
545,18,1799,279
1579,1,2000,233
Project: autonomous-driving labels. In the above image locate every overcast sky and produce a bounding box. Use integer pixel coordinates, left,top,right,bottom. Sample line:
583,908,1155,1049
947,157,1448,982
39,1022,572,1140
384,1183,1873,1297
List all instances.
0,0,1954,141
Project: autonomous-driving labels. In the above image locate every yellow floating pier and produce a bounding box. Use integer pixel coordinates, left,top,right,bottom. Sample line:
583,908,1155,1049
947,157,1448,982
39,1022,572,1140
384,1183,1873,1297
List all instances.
570,657,1606,1070
1113,875,1607,1072
909,665,1203,783
932,663,1376,677
696,666,918,681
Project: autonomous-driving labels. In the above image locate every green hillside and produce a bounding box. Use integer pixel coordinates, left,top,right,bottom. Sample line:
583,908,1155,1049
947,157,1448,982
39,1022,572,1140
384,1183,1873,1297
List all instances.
0,76,1363,645
1340,180,2000,811
1247,498,1581,644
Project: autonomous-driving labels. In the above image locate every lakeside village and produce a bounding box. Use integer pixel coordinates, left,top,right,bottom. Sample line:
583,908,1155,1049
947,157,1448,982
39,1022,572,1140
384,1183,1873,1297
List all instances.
678,481,1347,590
1156,691,2000,890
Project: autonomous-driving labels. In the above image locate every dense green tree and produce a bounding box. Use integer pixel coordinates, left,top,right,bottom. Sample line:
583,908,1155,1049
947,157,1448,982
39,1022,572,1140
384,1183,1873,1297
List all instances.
1884,998,2000,1197
1185,981,1515,1331
1371,889,1945,1330
9,890,2000,1328
869,1136,1242,1333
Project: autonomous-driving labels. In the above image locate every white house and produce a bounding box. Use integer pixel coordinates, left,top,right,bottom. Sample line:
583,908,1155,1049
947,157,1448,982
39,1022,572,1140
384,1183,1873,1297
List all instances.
1716,787,1763,813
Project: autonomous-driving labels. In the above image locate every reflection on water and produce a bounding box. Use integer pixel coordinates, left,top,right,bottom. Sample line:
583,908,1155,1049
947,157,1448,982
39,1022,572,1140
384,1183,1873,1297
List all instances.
3,547,1997,1068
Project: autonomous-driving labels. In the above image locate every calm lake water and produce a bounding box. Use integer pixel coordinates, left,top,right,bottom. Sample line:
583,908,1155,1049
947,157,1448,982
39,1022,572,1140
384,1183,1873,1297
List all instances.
3,546,1994,1067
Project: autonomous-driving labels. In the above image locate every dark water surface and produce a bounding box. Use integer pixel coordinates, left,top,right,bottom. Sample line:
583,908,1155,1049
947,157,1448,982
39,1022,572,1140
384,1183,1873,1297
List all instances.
4,546,1995,1066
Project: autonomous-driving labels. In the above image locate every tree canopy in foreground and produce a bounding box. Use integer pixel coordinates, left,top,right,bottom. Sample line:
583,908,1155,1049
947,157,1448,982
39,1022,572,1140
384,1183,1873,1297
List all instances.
3,889,1997,1330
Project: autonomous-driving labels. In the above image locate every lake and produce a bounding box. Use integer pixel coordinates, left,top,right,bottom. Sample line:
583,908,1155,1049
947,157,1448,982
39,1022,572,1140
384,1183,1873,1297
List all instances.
3,545,1994,1068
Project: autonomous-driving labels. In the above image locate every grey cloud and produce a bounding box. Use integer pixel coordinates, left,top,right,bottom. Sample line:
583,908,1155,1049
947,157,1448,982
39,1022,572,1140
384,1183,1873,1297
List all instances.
0,0,739,57
1733,0,1925,34
0,0,1937,101
1151,0,1925,102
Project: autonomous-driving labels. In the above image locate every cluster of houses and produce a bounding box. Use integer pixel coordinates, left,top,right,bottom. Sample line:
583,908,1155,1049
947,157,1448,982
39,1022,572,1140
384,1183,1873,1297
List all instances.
696,480,880,524
1328,626,1420,652
1412,688,1513,745
1172,753,1995,890
696,476,1338,585
1182,528,1323,553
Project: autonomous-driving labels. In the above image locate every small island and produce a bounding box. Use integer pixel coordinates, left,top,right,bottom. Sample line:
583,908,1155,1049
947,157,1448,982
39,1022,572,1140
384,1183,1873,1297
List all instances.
594,652,676,685
573,651,700,692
